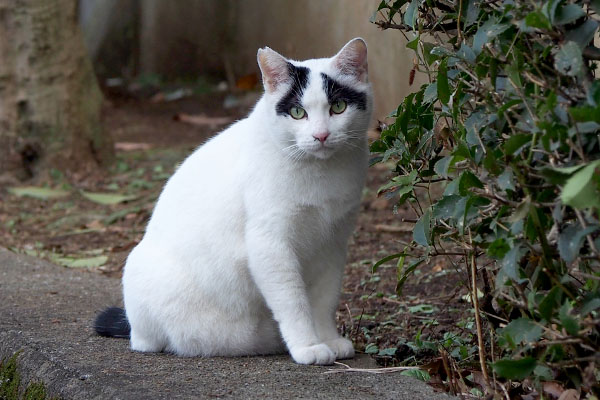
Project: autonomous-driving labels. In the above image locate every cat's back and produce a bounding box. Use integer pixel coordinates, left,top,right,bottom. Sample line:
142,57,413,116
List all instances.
143,117,251,241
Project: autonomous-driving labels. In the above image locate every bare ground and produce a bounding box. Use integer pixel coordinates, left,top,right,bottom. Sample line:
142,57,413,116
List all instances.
0,89,473,394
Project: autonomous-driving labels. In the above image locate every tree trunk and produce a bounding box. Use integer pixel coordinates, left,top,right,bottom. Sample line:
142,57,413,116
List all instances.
0,0,112,181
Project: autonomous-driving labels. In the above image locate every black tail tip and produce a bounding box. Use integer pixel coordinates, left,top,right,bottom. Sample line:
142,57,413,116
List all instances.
94,307,130,339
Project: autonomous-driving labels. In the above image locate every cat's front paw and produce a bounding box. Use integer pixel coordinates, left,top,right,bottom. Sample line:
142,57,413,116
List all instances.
290,343,336,365
325,337,355,360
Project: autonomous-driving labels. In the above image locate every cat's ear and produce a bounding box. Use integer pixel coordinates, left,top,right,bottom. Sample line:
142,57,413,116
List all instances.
333,38,368,83
257,47,290,93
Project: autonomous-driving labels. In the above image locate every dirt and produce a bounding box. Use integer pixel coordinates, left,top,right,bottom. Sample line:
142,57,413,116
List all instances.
0,87,473,393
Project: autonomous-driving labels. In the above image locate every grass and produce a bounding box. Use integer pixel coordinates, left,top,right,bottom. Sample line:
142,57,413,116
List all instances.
0,352,58,400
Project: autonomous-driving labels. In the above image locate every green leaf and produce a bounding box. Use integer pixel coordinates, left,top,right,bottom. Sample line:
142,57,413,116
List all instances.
365,343,379,354
542,0,560,24
504,134,531,155
81,191,138,205
500,245,525,282
500,318,543,345
400,369,431,382
458,171,483,195
487,238,510,259
569,105,600,123
433,195,461,219
566,20,599,49
406,34,419,51
473,18,510,55
378,347,398,356
507,196,531,223
437,58,450,105
422,42,438,65
559,301,580,335
581,296,600,316
423,82,438,104
434,155,452,177
396,257,425,295
404,0,418,29
539,286,562,321
525,11,552,31
372,253,408,272
54,255,108,268
7,186,70,200
497,169,516,191
492,357,537,380
554,4,586,25
554,41,584,77
560,161,600,209
587,80,600,107
558,224,598,263
413,209,432,247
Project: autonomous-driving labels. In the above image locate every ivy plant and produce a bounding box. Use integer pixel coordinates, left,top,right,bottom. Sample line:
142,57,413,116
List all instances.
371,0,600,396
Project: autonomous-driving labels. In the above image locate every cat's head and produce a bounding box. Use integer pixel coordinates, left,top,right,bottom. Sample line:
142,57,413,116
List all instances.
257,38,372,160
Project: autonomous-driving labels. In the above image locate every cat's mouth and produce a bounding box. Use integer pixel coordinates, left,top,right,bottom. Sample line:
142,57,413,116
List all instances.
303,142,337,159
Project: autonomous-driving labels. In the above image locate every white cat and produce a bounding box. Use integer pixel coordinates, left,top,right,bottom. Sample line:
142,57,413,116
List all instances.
95,38,373,365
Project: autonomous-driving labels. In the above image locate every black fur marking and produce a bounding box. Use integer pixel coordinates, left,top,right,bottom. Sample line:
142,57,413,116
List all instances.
94,307,130,339
275,63,310,116
321,73,367,111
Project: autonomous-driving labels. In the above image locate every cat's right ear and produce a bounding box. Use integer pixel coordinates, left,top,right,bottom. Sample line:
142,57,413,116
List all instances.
257,47,290,94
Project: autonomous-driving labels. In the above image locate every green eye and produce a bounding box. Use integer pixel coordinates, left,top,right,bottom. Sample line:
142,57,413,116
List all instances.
289,106,306,119
330,99,347,114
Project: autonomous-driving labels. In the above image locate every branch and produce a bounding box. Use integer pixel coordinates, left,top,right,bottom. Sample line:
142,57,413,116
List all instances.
583,46,600,61
375,20,458,33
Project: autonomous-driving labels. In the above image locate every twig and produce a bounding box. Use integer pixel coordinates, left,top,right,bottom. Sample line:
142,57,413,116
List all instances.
324,361,421,374
470,250,491,388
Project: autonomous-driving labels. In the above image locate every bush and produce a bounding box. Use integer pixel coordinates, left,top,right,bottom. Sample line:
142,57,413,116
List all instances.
371,0,600,396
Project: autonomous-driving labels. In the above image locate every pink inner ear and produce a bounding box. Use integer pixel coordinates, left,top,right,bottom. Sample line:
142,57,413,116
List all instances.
335,39,368,83
258,48,290,93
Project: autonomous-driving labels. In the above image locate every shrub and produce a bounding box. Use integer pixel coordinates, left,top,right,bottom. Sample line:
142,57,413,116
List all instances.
371,0,600,396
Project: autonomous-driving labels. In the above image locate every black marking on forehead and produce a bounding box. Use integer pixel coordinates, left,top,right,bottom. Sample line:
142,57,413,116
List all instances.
275,63,310,116
321,73,367,111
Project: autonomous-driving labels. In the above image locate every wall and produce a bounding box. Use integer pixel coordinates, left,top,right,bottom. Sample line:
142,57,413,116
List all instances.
80,0,422,118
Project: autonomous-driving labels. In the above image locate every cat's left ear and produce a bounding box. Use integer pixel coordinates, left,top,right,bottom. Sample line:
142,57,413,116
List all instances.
257,47,290,94
333,38,369,83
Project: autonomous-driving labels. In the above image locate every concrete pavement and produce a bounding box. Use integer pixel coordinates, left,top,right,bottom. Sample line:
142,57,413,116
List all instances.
0,248,455,399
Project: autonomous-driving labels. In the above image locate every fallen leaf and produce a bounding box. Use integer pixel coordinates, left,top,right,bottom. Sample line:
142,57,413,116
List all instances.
85,220,106,231
7,186,70,200
374,223,412,233
81,191,137,205
54,255,108,268
174,113,232,127
114,142,152,151
558,389,580,400
543,381,565,398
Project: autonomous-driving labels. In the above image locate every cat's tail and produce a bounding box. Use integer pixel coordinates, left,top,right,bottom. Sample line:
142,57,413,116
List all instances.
94,307,130,339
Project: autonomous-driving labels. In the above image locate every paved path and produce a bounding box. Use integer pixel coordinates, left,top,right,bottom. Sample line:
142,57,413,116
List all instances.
0,248,455,399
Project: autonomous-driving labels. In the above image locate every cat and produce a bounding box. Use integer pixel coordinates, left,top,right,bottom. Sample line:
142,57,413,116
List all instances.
95,38,373,365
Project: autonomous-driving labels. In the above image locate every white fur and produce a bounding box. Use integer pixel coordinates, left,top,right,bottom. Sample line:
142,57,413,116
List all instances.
122,38,373,365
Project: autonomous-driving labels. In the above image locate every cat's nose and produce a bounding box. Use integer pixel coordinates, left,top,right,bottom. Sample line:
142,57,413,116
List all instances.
312,132,330,143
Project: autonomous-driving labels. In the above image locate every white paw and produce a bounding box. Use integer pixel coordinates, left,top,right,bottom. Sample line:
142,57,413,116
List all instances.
325,337,355,360
290,343,336,365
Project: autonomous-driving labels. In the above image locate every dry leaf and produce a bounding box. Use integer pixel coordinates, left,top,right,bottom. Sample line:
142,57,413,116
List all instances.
558,389,579,400
374,224,412,233
543,381,565,398
115,142,152,151
174,113,231,127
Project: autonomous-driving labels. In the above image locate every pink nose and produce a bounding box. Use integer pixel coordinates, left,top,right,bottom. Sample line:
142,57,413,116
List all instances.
312,132,330,143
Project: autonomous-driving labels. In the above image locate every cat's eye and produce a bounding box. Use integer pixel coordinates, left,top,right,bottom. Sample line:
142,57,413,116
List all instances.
330,100,347,115
289,106,306,120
